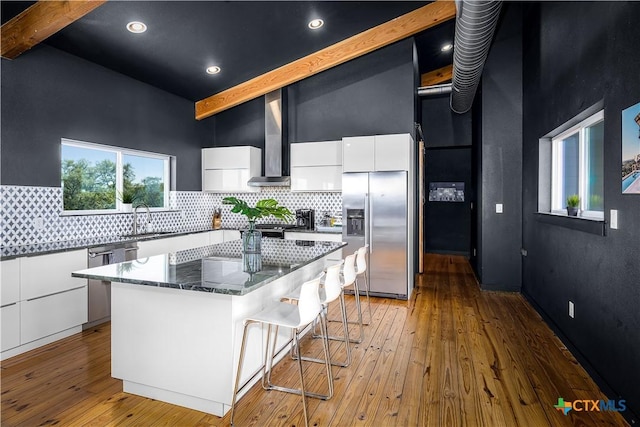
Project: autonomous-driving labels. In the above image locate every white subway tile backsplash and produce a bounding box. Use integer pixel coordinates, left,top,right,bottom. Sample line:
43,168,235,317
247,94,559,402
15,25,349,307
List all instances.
0,185,341,247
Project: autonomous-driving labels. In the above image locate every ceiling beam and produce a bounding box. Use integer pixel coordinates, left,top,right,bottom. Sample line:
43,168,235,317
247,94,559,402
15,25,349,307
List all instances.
420,64,453,87
195,0,457,120
1,0,106,60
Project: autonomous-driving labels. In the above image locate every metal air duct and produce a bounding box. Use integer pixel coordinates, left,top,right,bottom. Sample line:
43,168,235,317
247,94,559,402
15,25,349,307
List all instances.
450,0,503,114
417,83,453,97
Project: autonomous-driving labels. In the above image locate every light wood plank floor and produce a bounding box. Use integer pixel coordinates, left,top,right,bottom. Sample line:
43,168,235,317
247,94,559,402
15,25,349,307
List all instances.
1,254,629,426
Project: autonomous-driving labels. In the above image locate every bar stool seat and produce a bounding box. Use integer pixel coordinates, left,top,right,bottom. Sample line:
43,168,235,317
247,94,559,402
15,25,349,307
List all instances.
230,274,331,427
283,259,351,368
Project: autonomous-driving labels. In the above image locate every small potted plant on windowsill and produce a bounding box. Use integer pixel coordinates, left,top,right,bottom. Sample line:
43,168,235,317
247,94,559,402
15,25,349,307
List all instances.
566,194,580,217
117,189,138,213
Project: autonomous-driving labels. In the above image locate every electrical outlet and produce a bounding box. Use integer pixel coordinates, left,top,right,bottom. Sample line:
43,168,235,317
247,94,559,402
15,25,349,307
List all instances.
610,209,618,229
181,210,186,220
496,203,503,214
34,217,44,230
568,301,575,318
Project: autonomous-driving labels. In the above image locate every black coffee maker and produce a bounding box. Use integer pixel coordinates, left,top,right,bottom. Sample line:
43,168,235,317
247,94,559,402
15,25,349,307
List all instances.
295,209,315,230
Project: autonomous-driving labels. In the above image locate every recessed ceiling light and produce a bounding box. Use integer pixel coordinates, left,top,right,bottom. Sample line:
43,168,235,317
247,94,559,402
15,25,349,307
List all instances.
127,21,147,34
308,19,324,30
441,43,453,52
206,66,221,75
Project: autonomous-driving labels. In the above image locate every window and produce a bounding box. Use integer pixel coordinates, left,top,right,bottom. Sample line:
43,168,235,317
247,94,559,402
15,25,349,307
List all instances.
550,110,604,218
61,139,170,213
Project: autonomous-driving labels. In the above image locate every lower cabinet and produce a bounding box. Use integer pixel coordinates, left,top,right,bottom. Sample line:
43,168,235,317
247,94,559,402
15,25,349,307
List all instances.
21,287,88,344
137,233,210,258
1,303,20,352
284,232,343,263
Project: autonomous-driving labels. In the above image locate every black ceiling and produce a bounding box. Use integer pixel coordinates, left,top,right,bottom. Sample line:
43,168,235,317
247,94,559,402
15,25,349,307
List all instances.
1,1,455,102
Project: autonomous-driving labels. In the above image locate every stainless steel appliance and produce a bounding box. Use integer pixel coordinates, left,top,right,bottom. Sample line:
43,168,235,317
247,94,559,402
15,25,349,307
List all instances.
86,242,138,329
295,209,315,230
254,223,305,239
342,171,409,299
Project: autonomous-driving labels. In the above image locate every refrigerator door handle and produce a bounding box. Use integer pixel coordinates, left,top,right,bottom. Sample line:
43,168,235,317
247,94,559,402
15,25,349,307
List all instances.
367,192,373,253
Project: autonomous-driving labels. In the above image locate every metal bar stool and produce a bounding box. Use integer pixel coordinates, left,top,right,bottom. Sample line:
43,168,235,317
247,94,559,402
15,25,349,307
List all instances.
283,260,351,368
230,275,331,427
355,244,372,325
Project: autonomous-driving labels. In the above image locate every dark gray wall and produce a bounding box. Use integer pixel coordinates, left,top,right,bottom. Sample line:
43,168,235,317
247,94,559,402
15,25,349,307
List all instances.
424,146,472,254
477,3,523,292
288,39,416,142
422,94,472,148
522,2,639,421
1,45,213,191
421,94,472,255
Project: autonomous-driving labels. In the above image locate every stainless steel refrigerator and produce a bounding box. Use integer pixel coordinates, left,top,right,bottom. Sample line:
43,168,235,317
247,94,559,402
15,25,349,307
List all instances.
342,171,409,299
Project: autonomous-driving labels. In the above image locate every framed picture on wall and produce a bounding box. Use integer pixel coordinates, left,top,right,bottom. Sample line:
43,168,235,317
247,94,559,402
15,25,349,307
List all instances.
621,101,640,194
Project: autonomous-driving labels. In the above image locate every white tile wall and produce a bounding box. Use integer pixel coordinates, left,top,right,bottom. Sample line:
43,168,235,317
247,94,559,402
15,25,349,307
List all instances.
0,185,341,247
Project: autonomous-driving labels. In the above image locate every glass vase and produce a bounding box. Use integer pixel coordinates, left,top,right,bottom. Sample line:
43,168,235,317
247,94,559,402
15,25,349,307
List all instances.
242,220,262,273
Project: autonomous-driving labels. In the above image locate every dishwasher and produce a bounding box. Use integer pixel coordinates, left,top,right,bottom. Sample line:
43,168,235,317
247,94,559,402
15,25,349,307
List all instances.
85,242,138,329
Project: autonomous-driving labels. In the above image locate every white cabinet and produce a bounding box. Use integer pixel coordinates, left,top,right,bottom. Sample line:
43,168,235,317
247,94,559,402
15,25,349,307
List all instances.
284,232,343,263
342,134,413,172
202,146,261,193
138,233,210,258
2,250,88,356
1,258,20,306
342,136,374,172
223,230,241,241
1,303,20,351
21,286,87,344
208,230,224,245
290,141,342,192
20,250,86,300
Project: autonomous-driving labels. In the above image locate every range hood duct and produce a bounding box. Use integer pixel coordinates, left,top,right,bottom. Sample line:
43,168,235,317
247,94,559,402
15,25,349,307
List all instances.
247,89,291,187
417,83,453,97
450,0,502,114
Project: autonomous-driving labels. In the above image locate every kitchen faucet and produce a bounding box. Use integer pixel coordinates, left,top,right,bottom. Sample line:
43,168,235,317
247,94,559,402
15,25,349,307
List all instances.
133,203,151,235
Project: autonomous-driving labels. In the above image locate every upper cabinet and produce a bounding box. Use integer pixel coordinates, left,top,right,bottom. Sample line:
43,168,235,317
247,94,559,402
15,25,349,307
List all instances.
342,133,413,172
202,146,261,193
290,141,342,192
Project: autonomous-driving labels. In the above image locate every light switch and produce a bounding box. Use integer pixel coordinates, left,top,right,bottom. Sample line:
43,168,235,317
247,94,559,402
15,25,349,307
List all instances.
610,209,618,229
496,203,503,214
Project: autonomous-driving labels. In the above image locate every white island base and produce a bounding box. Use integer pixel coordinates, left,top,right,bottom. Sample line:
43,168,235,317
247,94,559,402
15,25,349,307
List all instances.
110,256,328,417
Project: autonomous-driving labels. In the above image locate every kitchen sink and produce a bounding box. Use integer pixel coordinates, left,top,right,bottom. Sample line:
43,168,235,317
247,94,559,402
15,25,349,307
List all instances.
119,231,176,239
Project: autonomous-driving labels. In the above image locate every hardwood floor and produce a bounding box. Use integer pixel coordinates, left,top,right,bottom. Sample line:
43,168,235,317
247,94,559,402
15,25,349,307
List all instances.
1,254,628,426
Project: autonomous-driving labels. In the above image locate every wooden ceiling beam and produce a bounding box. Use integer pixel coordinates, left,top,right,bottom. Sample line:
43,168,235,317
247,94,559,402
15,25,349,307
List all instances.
420,64,453,86
195,0,456,120
1,0,106,60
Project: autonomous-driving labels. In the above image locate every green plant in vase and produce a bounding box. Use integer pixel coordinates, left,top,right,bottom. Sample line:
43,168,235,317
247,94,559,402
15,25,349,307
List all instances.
222,197,294,227
566,194,580,216
222,197,293,272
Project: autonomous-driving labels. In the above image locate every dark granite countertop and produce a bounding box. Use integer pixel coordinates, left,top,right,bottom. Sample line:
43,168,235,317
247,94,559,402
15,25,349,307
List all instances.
0,228,230,260
72,238,345,296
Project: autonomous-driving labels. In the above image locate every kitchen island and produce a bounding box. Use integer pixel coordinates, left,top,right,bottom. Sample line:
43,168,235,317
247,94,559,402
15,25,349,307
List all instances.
72,238,345,417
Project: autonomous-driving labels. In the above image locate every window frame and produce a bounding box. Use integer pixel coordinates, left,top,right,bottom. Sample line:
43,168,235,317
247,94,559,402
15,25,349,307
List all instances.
550,110,604,220
61,138,171,215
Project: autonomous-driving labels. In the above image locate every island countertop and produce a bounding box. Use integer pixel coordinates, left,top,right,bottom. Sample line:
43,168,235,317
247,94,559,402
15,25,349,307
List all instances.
72,238,345,296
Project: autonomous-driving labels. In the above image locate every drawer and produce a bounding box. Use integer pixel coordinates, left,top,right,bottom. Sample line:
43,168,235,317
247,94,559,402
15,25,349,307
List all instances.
21,286,88,344
21,250,87,300
1,258,20,306
1,303,20,352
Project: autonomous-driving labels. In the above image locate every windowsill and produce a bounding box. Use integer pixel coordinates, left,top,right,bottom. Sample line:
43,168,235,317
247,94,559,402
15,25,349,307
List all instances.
535,212,606,236
59,209,182,217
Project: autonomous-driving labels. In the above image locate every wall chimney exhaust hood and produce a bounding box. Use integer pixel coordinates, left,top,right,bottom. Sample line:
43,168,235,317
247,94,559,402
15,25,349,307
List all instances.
247,89,291,187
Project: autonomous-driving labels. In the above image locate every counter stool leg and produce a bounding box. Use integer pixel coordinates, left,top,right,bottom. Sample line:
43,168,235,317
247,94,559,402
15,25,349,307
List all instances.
230,320,253,427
